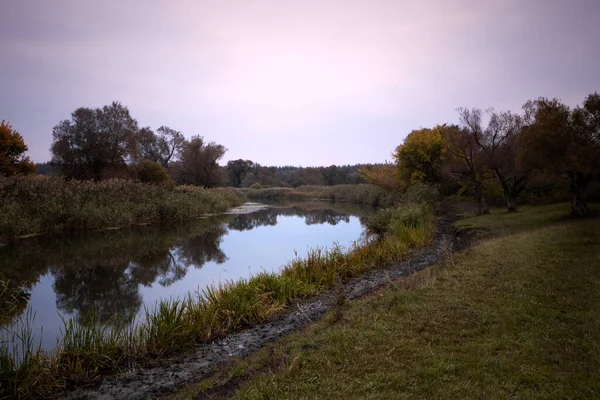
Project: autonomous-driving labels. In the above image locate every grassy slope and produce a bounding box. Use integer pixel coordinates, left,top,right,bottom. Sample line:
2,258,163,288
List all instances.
171,203,600,400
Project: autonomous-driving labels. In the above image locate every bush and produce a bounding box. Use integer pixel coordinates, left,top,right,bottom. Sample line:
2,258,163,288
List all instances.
134,160,174,188
366,183,438,238
399,183,439,206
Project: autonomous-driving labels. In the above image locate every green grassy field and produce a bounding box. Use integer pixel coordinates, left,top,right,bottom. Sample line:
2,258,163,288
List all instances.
171,202,600,400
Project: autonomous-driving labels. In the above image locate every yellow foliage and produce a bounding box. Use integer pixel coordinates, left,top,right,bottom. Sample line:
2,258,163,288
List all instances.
0,120,35,176
393,125,447,185
358,163,402,191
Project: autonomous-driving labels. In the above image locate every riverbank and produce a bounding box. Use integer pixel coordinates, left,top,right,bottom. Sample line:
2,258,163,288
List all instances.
168,202,599,399
0,187,437,399
241,184,393,207
0,176,245,242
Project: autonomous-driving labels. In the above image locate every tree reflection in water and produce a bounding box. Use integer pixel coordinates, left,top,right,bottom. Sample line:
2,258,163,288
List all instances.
227,203,361,232
0,201,374,327
52,261,142,325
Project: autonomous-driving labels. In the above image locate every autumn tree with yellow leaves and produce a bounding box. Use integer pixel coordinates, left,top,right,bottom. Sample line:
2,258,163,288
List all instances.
0,120,35,176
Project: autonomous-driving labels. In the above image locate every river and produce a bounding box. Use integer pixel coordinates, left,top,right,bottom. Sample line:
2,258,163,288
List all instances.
0,201,375,349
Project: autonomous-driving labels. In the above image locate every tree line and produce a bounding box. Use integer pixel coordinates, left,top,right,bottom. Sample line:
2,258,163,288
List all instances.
2,93,598,215
1,101,376,188
372,92,599,217
225,160,372,188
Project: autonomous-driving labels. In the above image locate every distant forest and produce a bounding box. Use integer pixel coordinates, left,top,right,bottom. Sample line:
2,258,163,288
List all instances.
34,161,377,188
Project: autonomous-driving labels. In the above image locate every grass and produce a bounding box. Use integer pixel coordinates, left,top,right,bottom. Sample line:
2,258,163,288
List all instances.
168,202,600,400
0,190,436,399
0,281,29,326
454,202,574,238
0,176,245,242
242,184,393,207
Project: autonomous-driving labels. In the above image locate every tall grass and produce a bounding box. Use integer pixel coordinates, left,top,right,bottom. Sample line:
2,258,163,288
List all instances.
0,176,245,241
0,185,438,399
0,280,30,325
242,184,393,207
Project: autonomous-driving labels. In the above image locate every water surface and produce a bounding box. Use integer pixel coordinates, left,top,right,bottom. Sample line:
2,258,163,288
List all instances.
0,201,374,348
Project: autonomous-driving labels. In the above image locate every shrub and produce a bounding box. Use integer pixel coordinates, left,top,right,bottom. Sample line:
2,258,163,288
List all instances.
367,183,438,238
134,160,175,188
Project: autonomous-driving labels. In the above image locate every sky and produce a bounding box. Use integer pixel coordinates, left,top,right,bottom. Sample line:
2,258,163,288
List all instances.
1,0,599,166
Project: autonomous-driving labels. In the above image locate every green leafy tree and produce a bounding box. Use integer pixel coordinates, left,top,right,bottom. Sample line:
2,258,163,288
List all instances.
156,126,185,167
129,127,162,163
174,135,227,187
51,102,138,180
0,120,35,176
227,159,255,187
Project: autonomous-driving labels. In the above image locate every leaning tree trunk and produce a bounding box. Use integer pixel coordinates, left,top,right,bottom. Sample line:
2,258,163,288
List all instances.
494,169,520,213
475,182,490,215
505,194,517,213
496,172,517,212
568,172,589,217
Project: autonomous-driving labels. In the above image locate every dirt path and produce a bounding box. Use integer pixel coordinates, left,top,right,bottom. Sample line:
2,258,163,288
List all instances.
60,207,457,400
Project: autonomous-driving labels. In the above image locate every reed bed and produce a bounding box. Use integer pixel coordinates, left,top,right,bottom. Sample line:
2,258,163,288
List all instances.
0,176,245,241
0,185,438,399
242,184,393,207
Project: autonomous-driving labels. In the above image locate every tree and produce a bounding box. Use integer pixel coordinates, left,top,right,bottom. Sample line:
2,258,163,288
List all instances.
227,159,255,187
394,126,446,186
175,135,227,187
482,109,529,211
51,102,138,180
455,108,529,212
255,166,280,186
156,126,185,167
129,127,162,163
295,167,324,186
520,94,600,216
0,120,35,176
441,122,490,214
322,165,350,186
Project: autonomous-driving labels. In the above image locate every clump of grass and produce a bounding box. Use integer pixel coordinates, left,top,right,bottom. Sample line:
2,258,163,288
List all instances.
139,299,192,357
0,176,245,241
0,280,30,325
242,184,392,207
0,309,62,398
0,188,436,399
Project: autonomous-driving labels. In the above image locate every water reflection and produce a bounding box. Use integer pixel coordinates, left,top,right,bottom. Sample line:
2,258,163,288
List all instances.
0,201,374,339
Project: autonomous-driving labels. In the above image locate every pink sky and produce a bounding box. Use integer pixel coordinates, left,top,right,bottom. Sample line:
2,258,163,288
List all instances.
1,0,599,165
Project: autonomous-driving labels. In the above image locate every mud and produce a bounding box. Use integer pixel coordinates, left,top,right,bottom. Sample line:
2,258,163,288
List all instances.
60,209,457,400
